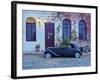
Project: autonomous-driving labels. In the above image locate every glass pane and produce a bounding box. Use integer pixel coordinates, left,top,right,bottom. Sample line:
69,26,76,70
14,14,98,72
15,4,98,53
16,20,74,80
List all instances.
62,19,71,40
26,23,32,41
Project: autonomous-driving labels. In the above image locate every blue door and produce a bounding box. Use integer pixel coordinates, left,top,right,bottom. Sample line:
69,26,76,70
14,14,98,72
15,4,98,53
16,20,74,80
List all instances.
62,19,71,40
78,19,87,40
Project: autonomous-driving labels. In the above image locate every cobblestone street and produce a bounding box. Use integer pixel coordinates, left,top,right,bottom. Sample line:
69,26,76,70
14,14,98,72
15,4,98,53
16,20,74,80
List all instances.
23,53,91,69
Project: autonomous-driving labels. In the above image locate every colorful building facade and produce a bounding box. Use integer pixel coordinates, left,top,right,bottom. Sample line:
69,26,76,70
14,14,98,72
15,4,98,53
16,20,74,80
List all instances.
22,10,91,53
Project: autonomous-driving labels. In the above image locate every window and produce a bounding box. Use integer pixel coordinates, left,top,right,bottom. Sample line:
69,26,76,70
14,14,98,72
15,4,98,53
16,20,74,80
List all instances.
62,19,71,40
26,17,36,41
78,19,87,40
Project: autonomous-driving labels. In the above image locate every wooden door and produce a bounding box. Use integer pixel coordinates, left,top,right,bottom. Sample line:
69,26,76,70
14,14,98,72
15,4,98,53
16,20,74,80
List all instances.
45,23,54,48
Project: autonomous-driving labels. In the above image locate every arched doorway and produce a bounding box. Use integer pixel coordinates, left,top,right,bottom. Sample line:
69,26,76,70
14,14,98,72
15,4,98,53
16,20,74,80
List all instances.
62,19,71,40
26,17,36,41
78,19,87,40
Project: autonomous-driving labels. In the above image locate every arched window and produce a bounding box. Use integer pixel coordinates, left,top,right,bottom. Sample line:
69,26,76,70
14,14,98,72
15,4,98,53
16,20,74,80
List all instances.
62,19,71,40
26,17,36,41
78,19,87,40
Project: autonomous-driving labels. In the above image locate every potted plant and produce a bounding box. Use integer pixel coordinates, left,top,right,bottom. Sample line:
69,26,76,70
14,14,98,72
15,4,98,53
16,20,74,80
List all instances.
35,44,40,52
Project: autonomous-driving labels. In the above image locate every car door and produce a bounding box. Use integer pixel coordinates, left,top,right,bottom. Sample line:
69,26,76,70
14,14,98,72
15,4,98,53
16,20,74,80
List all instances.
63,45,76,56
58,48,66,56
63,48,71,56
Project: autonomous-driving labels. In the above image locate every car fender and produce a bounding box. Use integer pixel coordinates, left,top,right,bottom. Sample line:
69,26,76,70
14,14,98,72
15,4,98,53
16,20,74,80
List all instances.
76,50,82,55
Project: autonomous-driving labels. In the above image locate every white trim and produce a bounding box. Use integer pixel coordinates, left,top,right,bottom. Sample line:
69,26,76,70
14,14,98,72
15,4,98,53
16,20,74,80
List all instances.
17,3,96,77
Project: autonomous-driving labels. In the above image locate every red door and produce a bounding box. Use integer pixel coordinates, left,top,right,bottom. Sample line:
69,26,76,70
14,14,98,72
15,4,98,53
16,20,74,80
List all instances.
45,23,54,48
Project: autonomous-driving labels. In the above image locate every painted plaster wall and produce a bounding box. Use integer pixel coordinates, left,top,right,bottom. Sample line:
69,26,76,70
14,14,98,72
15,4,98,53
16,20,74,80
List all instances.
22,10,59,53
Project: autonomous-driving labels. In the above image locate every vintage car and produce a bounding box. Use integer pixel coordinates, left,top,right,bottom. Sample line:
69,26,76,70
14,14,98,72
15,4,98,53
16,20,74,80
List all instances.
44,43,82,58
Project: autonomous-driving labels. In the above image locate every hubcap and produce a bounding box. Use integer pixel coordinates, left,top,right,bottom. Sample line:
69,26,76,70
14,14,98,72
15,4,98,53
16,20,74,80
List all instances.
75,52,80,58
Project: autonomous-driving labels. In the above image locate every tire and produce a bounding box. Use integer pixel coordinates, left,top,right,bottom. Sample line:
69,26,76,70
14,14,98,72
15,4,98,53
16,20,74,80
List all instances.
45,52,52,58
74,52,80,58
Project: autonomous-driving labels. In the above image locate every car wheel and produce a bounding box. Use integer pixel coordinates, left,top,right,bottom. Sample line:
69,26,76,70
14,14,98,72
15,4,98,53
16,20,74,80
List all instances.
74,52,80,58
45,53,52,58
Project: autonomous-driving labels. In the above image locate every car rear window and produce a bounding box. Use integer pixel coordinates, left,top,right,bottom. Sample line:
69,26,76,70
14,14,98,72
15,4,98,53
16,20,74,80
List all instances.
70,44,75,48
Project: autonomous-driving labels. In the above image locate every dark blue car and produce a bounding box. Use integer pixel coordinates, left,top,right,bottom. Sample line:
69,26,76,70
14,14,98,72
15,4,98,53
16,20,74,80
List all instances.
44,43,82,58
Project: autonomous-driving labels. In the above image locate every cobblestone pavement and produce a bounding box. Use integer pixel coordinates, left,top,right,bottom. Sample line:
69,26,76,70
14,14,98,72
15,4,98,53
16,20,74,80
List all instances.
23,53,91,69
